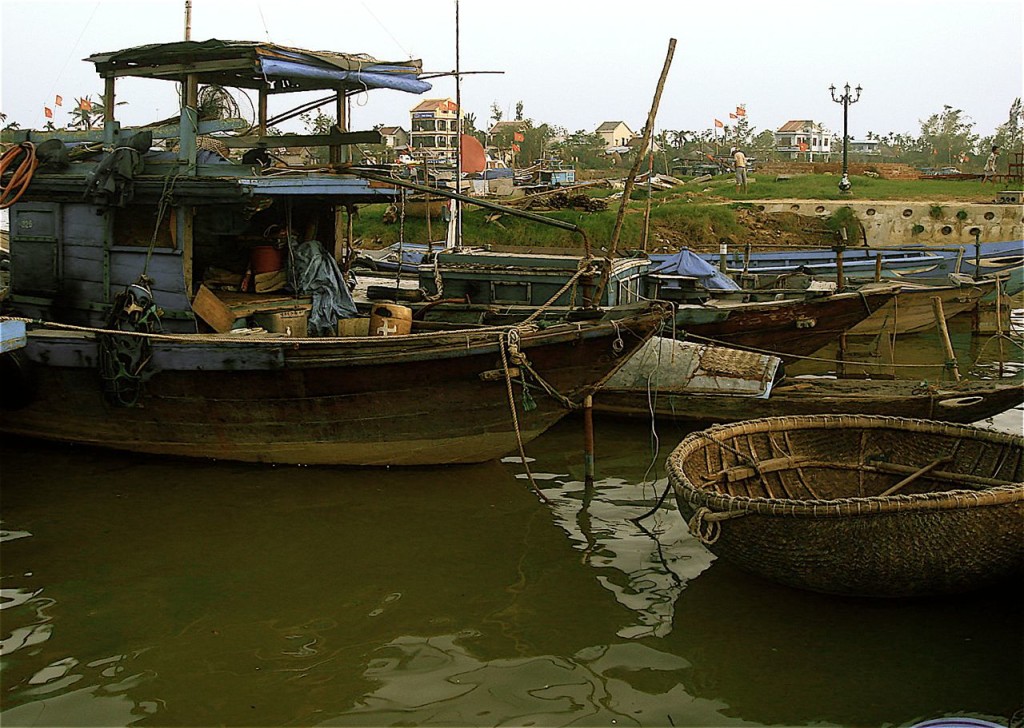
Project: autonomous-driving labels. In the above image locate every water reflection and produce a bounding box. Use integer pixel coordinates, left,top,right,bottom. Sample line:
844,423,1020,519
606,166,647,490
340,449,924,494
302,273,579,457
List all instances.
1,319,1022,727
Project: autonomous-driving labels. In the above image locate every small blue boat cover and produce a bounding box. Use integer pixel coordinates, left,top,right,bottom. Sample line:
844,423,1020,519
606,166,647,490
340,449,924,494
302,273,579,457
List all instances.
651,249,741,291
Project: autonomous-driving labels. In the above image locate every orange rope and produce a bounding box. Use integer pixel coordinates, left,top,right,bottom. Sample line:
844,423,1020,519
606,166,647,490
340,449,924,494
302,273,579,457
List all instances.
1,142,39,209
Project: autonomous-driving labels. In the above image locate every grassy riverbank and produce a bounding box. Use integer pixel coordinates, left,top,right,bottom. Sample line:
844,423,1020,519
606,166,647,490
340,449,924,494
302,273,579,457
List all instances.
352,173,1012,252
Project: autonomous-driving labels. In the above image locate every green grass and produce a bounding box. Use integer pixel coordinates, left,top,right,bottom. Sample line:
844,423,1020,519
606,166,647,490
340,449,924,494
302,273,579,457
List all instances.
351,173,1003,251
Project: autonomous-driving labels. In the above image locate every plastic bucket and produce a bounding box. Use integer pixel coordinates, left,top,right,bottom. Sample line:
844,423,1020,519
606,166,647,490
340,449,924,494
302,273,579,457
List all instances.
250,245,284,274
369,304,412,336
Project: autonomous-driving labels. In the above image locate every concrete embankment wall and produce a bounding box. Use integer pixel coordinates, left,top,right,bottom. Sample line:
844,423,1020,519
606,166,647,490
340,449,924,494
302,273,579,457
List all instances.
750,199,1023,246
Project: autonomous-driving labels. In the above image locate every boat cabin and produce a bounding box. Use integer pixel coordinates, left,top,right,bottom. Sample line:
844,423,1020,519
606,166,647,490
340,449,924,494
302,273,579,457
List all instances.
2,39,431,333
417,249,649,307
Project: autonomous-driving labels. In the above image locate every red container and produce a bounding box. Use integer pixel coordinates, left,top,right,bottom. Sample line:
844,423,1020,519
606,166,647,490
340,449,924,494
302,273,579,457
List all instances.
250,245,284,274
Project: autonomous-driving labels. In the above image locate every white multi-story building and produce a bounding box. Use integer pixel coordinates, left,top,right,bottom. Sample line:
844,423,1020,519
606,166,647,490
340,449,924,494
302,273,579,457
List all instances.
775,120,832,161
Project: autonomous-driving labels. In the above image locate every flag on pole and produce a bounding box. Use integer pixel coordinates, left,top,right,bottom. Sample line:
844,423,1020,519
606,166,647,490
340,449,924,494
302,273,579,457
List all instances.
714,119,724,128
44,107,53,119
735,106,746,117
55,95,63,107
729,113,737,120
513,131,524,142
79,98,93,111
511,143,520,152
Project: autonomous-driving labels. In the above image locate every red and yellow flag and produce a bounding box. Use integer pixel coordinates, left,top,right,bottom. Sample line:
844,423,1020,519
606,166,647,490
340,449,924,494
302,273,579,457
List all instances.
43,107,53,118
714,119,724,128
55,95,63,106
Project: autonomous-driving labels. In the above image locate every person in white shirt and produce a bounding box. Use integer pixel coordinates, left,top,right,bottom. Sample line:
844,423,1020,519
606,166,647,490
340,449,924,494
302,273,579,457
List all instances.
982,145,999,183
733,148,748,192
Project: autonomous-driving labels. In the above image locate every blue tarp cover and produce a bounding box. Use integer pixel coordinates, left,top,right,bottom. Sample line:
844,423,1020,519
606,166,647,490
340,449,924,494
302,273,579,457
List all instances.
651,248,741,291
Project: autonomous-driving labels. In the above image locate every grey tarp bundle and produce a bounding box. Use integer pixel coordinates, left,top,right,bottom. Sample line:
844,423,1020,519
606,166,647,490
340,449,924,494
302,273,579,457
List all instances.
288,240,358,336
84,131,152,206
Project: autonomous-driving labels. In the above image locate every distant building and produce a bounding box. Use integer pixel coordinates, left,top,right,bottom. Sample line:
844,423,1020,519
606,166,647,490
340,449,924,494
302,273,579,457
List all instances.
775,120,832,161
627,136,660,154
486,120,529,166
595,121,635,149
409,98,459,163
487,120,528,138
848,138,881,156
377,125,409,150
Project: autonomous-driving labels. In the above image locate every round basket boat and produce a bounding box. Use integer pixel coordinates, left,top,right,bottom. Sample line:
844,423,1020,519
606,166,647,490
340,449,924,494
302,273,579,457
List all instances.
667,415,1024,597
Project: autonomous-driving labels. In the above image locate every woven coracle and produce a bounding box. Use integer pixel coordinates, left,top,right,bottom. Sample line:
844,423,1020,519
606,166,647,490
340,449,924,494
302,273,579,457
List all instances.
667,414,1024,597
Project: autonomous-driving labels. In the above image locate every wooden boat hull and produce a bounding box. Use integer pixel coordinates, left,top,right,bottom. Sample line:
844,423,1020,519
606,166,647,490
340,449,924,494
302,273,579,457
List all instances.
674,288,896,362
847,281,990,335
668,415,1024,597
0,309,664,466
596,376,1024,424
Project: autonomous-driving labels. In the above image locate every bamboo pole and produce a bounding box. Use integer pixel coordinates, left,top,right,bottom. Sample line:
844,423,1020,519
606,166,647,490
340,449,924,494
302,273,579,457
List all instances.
879,456,953,496
931,295,962,382
608,38,677,255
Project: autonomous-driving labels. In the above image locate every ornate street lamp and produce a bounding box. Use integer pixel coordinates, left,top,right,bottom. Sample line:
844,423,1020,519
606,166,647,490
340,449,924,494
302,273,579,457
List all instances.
829,82,862,193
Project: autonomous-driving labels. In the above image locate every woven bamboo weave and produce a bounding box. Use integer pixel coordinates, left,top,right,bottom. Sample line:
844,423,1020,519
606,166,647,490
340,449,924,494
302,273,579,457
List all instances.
668,414,1024,597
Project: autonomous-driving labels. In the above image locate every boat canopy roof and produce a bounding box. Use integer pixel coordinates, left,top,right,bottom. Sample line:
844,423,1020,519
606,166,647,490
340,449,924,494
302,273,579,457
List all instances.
85,39,432,95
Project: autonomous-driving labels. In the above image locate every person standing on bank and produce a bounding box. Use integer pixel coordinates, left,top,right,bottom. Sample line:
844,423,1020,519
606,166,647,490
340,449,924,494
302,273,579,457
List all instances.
733,147,748,193
982,145,999,183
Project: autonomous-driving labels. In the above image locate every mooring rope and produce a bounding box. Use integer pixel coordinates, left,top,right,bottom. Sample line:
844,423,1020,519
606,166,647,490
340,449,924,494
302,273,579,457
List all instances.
500,329,550,503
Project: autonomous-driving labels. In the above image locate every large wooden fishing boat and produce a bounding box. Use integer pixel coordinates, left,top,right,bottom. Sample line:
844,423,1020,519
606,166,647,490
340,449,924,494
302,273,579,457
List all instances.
0,39,666,465
0,311,663,465
667,415,1024,597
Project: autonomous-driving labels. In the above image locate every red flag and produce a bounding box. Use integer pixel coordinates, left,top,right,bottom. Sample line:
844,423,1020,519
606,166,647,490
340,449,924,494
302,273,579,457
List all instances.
79,98,92,111
729,113,738,119
798,142,809,152
513,131,524,142
55,95,63,107
714,119,724,128
511,143,520,152
44,107,53,118
735,106,746,117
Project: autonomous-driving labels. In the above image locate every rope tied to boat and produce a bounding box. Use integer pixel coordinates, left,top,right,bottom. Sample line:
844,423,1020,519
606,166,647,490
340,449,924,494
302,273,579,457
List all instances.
503,326,577,410
499,329,550,504
519,260,602,327
687,506,750,545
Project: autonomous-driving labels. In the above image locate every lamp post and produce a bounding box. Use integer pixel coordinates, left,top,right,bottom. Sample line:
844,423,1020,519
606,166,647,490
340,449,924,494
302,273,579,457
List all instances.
829,82,862,193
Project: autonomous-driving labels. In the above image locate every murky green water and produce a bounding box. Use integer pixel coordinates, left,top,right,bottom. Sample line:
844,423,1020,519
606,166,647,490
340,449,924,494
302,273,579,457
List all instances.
1,318,1022,727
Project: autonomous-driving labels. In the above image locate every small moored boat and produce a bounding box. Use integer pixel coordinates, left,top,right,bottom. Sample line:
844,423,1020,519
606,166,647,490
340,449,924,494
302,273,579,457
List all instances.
667,415,1024,597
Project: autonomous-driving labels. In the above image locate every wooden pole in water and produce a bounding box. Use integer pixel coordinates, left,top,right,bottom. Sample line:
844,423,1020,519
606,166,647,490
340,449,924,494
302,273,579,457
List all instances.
931,295,962,382
583,394,595,486
996,274,1005,377
874,252,883,283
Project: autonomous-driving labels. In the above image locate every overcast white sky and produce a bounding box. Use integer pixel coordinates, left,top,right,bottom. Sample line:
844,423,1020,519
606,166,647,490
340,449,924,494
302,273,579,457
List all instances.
2,0,1022,141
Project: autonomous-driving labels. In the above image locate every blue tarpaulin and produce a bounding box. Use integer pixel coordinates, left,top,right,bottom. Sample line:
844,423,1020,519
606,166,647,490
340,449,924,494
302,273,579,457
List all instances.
651,248,741,291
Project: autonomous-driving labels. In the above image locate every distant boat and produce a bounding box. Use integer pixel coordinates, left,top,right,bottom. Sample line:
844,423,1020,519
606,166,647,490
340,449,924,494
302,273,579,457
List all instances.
417,249,897,362
672,288,897,362
650,239,1024,283
846,279,994,335
596,360,1024,425
668,415,1024,597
